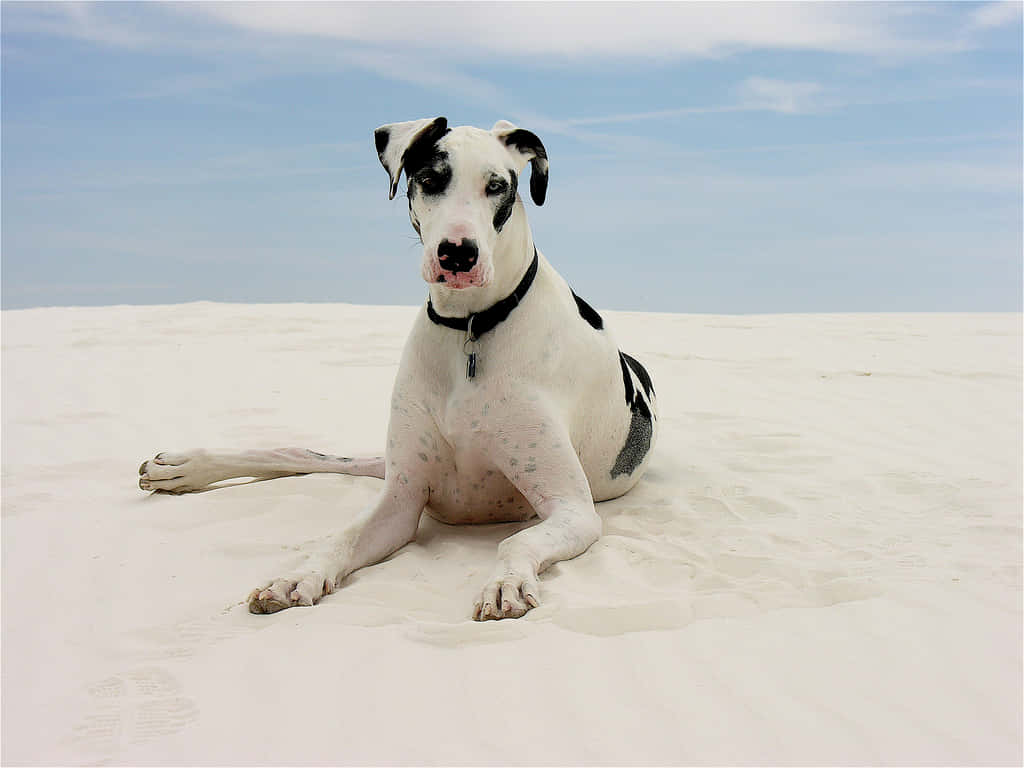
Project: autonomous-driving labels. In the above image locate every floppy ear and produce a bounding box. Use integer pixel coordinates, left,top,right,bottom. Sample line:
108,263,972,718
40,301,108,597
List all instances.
492,120,549,206
374,117,448,200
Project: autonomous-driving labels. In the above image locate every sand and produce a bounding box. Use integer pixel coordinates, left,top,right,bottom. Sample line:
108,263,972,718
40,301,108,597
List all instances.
2,302,1021,765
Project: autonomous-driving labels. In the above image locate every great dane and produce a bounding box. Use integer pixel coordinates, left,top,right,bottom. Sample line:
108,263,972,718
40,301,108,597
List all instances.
138,118,658,620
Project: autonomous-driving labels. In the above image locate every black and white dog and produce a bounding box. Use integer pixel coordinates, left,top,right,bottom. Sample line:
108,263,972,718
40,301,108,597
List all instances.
139,118,657,620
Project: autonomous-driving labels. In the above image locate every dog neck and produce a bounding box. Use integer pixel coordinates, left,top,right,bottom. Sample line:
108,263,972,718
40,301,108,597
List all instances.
427,206,535,318
427,248,537,335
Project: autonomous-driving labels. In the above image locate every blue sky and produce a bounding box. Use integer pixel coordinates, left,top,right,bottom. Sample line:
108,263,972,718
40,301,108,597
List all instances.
2,1,1021,312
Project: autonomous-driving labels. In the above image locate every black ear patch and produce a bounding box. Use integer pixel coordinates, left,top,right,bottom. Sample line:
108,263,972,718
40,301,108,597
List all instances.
401,117,450,179
503,129,548,206
503,129,546,159
374,127,390,157
375,116,450,199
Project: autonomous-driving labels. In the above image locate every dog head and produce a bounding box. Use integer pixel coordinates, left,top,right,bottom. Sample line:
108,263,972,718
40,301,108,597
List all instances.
375,117,548,291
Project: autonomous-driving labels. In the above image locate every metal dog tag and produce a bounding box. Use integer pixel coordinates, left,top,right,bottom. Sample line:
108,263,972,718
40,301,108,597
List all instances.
464,319,479,380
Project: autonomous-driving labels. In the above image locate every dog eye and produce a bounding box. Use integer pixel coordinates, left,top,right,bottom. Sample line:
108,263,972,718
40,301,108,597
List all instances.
486,179,506,195
419,173,441,193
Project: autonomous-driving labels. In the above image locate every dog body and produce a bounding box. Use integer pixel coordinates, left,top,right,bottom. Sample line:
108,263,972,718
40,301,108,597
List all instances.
139,118,657,620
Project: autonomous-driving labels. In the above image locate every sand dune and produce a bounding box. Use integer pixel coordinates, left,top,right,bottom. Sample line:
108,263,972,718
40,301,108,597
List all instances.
2,302,1021,765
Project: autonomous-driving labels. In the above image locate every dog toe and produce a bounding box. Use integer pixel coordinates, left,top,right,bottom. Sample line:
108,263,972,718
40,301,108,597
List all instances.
248,575,329,614
473,572,538,621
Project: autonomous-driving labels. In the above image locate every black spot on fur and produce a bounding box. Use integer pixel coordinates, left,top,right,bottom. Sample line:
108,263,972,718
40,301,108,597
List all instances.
611,351,655,478
622,352,655,399
610,406,653,479
619,352,635,407
632,388,651,421
492,169,518,231
412,162,452,197
307,450,352,461
571,289,604,330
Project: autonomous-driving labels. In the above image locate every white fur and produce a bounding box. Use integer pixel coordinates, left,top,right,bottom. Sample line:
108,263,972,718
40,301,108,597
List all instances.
139,120,658,620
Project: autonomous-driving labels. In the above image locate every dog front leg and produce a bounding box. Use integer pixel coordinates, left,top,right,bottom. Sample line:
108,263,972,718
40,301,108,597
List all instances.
473,498,601,621
248,477,428,614
472,406,602,621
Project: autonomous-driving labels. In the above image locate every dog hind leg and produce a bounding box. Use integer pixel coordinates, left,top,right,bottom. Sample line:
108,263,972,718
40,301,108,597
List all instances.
138,447,385,493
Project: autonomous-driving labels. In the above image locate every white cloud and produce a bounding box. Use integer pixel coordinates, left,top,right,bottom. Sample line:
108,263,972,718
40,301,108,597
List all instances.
3,3,164,49
560,104,744,128
541,78,825,132
187,2,969,58
735,77,826,114
968,0,1024,30
0,1,981,128
9,1,971,59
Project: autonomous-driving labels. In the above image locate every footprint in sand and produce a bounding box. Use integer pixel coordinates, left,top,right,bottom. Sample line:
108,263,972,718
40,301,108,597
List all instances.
70,667,198,758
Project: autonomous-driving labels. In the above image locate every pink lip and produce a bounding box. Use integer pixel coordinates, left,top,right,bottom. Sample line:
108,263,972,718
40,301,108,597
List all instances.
430,261,487,289
436,271,483,289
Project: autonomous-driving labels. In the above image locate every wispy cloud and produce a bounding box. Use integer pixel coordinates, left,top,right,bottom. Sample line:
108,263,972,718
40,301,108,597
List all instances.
551,77,826,131
184,2,970,59
559,104,745,129
735,77,825,115
550,72,1021,133
6,1,974,59
6,141,371,197
968,0,1024,30
1,2,988,135
689,130,1021,158
3,2,171,49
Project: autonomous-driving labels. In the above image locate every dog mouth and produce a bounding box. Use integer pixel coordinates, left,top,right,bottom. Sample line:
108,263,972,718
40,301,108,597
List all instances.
435,270,485,289
427,259,489,289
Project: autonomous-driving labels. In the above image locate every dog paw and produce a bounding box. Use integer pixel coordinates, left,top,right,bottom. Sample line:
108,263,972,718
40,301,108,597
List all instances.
138,450,214,493
247,573,333,614
472,566,540,621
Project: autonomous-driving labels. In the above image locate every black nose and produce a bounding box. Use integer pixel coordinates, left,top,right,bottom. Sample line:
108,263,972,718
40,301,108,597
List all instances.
437,238,479,273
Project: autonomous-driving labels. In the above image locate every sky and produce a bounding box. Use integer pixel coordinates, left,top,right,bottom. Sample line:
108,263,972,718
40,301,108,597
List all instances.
2,1,1021,313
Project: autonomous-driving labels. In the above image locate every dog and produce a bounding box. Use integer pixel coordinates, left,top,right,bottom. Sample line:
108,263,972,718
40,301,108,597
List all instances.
138,118,658,620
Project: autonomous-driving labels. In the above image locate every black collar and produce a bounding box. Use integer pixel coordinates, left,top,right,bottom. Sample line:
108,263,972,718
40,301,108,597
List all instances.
426,248,539,340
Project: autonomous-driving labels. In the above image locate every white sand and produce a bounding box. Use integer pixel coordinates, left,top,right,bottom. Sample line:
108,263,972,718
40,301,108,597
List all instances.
2,302,1021,765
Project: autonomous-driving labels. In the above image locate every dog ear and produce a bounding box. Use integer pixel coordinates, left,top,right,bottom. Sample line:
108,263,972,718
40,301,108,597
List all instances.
374,117,448,200
492,120,549,206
